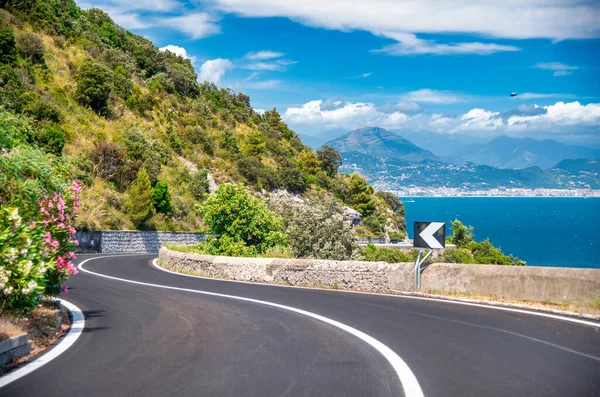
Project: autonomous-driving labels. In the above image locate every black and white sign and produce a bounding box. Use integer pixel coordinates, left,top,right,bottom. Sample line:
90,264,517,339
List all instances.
414,222,446,249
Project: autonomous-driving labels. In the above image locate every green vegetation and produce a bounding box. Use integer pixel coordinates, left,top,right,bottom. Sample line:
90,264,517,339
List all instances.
196,183,286,256
363,244,414,263
125,168,154,228
0,0,403,235
443,219,526,265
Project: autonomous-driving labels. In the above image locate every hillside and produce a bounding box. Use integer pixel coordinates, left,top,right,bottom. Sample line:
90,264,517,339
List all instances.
553,158,600,173
453,136,600,169
326,127,438,163
0,1,403,235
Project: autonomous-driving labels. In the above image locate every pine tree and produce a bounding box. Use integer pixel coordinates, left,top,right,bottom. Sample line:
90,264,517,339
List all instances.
125,168,154,227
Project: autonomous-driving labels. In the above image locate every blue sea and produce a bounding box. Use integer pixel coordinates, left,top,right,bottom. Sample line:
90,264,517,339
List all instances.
402,197,600,268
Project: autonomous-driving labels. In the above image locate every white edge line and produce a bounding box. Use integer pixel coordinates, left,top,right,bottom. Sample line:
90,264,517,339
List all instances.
0,299,85,389
79,256,424,397
152,257,600,329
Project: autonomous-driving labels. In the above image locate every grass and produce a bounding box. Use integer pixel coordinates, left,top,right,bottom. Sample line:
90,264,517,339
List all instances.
0,317,24,341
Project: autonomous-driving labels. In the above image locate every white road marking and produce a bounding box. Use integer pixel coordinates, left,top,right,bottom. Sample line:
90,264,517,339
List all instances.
152,258,600,329
79,256,424,397
0,299,85,388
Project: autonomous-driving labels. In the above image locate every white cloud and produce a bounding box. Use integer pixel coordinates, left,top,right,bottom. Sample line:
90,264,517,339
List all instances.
156,13,221,39
283,100,409,130
159,45,197,65
245,50,285,60
535,62,579,77
199,58,234,85
210,0,599,55
508,101,600,127
244,59,297,71
375,32,519,56
455,109,503,132
246,79,281,89
401,89,467,104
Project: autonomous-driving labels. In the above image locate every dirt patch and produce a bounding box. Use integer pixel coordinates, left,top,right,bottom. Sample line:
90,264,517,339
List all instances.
0,299,71,373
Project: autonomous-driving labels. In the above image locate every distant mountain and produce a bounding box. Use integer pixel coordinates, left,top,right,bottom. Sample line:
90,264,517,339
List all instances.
453,136,600,169
553,158,600,173
298,132,345,150
326,127,439,163
391,130,488,160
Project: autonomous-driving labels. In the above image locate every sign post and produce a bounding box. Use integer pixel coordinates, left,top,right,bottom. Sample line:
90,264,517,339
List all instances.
413,222,446,291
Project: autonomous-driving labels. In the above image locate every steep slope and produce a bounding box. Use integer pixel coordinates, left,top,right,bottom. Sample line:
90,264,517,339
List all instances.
454,136,600,169
326,127,438,163
0,1,393,232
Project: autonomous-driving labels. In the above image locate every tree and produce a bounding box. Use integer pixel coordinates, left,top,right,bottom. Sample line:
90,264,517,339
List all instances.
15,31,45,63
198,183,285,254
125,168,154,227
75,59,112,115
317,145,342,177
152,180,172,214
113,66,133,99
346,174,375,216
449,219,474,248
0,27,17,65
189,170,209,200
278,160,307,194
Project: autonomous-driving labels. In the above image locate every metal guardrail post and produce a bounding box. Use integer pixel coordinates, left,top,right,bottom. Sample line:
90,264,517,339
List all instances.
414,249,432,291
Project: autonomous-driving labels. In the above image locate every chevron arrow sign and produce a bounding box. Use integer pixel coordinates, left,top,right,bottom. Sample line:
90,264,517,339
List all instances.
414,222,446,249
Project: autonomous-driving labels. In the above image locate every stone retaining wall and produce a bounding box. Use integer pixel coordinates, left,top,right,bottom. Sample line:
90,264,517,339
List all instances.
76,231,207,253
158,247,410,293
158,247,600,303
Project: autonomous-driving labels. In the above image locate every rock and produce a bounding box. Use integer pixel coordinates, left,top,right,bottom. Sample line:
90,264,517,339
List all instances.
343,206,362,227
207,172,218,193
269,189,305,205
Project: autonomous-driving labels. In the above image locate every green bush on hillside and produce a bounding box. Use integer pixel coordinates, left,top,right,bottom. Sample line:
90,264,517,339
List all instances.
75,59,112,115
198,183,286,255
270,196,359,260
125,168,154,227
152,180,172,214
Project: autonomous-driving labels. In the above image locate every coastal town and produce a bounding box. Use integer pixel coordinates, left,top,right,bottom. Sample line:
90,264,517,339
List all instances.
378,186,600,198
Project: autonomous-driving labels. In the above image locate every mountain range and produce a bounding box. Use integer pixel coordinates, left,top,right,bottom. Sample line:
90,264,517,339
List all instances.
451,136,600,169
325,127,438,164
301,128,599,171
314,127,599,190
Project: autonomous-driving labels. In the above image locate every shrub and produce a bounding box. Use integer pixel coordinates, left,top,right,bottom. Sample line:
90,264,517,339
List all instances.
23,93,62,123
197,183,285,254
448,219,474,248
277,160,306,194
0,145,72,221
15,31,44,63
189,170,209,200
36,124,66,155
152,180,172,214
125,168,154,227
113,65,133,99
316,145,342,177
0,26,17,65
362,244,412,263
346,174,375,216
363,212,386,235
75,59,112,115
272,197,358,260
440,248,475,264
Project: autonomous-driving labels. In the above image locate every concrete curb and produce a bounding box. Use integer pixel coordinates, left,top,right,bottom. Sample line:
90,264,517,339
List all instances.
0,299,85,388
0,335,29,367
156,254,600,323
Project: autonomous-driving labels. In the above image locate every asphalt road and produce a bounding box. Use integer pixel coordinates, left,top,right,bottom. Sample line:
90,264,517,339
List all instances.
2,254,600,397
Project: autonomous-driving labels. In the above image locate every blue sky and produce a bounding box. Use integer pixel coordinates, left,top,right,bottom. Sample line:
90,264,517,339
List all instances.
78,0,599,145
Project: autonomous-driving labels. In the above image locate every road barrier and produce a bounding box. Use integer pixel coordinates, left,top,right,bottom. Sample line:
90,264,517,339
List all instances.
159,247,600,304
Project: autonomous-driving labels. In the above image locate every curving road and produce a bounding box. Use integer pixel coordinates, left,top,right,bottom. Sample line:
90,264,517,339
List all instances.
2,254,600,397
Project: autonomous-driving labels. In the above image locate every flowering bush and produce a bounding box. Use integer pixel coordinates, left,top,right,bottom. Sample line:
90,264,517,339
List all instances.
0,180,81,313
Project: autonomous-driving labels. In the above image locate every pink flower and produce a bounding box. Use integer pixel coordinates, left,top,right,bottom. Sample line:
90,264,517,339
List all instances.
73,239,79,247
44,232,52,244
